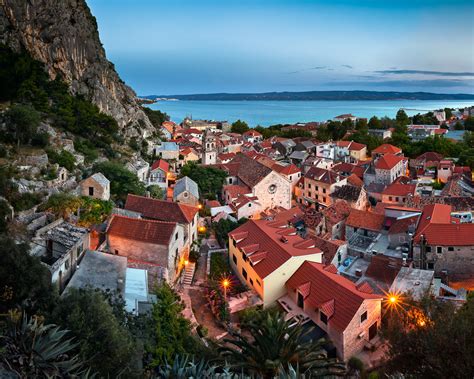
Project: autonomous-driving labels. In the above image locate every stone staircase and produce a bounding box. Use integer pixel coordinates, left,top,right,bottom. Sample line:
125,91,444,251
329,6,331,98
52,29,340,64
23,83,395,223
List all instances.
182,262,196,286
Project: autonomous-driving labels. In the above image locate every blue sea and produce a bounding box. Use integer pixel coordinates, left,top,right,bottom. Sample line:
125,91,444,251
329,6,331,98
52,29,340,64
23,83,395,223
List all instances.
147,100,474,127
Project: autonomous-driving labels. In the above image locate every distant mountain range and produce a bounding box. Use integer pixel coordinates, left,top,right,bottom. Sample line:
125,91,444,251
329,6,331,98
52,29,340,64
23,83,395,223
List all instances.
143,90,474,101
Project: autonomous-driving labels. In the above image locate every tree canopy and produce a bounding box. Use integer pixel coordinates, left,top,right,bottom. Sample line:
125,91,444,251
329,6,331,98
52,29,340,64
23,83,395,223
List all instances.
231,119,250,134
180,162,227,198
93,161,146,202
0,236,56,314
385,294,474,378
51,288,139,378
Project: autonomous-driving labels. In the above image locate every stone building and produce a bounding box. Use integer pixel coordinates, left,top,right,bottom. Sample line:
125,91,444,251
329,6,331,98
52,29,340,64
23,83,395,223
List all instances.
106,215,187,283
284,261,382,361
31,220,89,292
218,154,292,210
299,167,347,208
126,156,150,183
124,194,199,246
202,130,218,165
412,204,474,281
80,172,110,200
173,176,199,206
148,159,169,189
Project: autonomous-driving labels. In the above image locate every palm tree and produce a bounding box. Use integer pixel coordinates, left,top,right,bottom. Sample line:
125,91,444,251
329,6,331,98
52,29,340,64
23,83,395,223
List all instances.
219,311,346,378
0,313,92,378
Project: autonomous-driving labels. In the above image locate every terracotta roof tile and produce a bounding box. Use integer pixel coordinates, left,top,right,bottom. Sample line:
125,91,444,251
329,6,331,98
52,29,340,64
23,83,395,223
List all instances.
375,154,404,170
372,143,402,155
346,209,385,231
229,220,322,278
107,215,176,245
286,262,381,331
124,194,198,224
151,159,169,172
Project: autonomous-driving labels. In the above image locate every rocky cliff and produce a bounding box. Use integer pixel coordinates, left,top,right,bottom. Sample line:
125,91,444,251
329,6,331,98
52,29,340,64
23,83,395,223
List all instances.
0,0,153,137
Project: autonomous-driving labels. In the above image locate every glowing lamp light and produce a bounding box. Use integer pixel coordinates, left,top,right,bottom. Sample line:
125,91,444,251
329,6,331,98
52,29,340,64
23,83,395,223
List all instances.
184,260,189,266
198,204,203,210
198,226,207,233
389,296,398,304
222,279,230,288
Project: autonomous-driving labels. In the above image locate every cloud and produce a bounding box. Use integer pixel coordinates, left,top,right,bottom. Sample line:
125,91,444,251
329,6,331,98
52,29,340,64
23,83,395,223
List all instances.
375,69,474,77
325,78,474,89
342,64,353,69
286,66,326,74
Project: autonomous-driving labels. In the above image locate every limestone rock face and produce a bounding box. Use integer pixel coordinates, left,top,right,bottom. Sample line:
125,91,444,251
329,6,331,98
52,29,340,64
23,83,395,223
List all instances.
0,0,153,137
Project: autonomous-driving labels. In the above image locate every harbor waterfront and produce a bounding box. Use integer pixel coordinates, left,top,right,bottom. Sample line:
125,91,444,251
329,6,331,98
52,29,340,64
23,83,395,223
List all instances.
148,99,474,127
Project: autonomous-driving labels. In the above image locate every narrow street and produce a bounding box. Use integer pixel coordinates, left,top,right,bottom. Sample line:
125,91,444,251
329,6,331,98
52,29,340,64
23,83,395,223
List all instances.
181,236,228,339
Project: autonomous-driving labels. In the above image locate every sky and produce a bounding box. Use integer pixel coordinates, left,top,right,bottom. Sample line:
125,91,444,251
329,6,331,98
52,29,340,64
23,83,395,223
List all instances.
87,0,474,95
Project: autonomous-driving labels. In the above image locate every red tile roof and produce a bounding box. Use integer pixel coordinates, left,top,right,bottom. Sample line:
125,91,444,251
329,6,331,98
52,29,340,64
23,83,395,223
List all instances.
151,159,169,172
375,154,404,170
382,182,417,197
124,194,198,224
243,130,262,137
365,255,403,285
305,167,342,185
223,184,251,199
372,143,402,155
229,220,322,278
311,235,346,265
388,215,419,235
273,163,301,176
346,209,385,231
347,173,364,187
107,215,177,245
413,203,474,246
286,261,381,331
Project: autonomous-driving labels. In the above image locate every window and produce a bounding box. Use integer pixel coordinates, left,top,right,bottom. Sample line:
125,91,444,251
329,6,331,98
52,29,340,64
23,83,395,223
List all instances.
308,192,312,198
448,247,454,251
250,278,254,286
297,292,304,308
323,197,326,203
361,311,368,323
175,233,179,240
114,249,119,255
175,248,178,256
427,262,434,270
395,197,399,202
242,268,248,280
323,188,326,194
315,186,319,191
229,178,233,184
426,246,431,253
320,311,328,324
88,187,94,196
308,183,311,189
232,254,237,264
437,246,442,254
389,196,393,201
256,279,261,286
248,203,251,207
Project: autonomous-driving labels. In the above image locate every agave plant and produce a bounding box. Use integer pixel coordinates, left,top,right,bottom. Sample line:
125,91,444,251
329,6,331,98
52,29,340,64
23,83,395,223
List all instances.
154,354,247,378
0,313,92,378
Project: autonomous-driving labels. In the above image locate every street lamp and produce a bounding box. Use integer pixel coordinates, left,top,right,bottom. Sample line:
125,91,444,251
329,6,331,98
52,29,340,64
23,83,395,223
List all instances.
221,278,230,301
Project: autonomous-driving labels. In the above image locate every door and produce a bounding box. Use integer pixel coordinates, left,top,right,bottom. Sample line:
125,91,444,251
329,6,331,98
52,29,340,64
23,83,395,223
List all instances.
369,321,378,340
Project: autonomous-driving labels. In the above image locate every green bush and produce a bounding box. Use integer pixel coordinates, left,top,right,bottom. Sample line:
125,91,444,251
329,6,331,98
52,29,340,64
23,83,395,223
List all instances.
348,356,364,373
46,149,76,171
10,192,43,211
209,252,231,281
